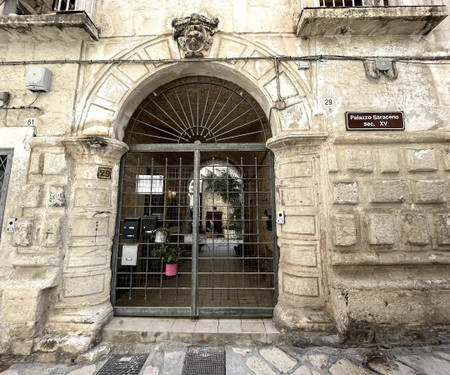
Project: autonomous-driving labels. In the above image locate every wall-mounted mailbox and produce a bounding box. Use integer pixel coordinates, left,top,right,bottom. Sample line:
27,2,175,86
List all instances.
142,216,157,237
123,218,141,240
121,243,138,266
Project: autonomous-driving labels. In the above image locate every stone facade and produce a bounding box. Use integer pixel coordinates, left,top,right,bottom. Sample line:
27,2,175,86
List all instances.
0,0,449,358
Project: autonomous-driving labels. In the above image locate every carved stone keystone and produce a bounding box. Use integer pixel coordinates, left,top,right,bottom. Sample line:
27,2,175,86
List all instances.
172,13,219,58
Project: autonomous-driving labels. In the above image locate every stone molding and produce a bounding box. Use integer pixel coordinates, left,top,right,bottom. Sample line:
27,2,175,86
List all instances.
333,131,450,145
266,132,329,151
63,136,129,164
75,34,314,139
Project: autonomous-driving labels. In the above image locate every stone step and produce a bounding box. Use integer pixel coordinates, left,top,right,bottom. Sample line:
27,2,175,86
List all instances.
102,317,286,350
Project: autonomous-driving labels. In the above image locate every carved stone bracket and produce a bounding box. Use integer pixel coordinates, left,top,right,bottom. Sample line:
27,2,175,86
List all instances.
63,136,129,164
266,132,329,151
172,13,219,58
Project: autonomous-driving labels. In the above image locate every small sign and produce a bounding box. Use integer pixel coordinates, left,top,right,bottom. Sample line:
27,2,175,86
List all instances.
324,98,333,107
346,111,405,131
25,118,36,126
97,166,112,180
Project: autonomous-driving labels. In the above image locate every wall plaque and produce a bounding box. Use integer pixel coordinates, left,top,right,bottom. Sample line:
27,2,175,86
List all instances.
97,166,112,180
346,111,404,131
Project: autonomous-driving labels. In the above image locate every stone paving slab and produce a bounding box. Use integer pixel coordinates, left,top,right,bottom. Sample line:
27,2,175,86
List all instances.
1,343,449,375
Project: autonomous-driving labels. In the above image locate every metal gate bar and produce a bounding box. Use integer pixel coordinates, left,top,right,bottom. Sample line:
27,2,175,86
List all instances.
112,143,277,317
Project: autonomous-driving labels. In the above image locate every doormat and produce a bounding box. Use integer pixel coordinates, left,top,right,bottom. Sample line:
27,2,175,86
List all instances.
182,346,226,375
97,354,148,375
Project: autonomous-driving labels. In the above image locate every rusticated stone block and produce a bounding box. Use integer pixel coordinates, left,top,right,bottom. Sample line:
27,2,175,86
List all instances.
368,214,395,245
22,185,42,208
413,180,446,204
279,161,313,178
283,273,319,297
332,214,357,246
75,188,110,207
345,149,373,173
334,182,359,205
282,215,316,235
49,186,66,207
1,289,40,324
64,273,105,297
41,217,63,247
328,147,339,173
28,152,44,175
406,148,438,172
444,148,450,171
71,218,109,237
435,214,450,245
281,244,317,267
13,218,34,247
403,213,430,246
369,180,409,203
43,153,67,175
379,150,400,173
280,187,315,207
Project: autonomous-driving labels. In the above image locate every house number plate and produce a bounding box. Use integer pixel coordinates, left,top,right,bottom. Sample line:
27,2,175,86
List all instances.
97,166,112,180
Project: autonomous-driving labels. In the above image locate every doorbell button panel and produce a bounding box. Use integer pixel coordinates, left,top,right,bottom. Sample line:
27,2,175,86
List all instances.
276,210,285,225
6,218,17,233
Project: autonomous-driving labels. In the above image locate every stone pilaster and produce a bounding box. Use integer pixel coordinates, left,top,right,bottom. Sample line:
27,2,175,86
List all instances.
267,132,336,335
39,136,128,358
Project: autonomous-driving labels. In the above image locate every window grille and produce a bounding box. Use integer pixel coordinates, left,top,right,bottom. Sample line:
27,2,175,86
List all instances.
0,151,13,241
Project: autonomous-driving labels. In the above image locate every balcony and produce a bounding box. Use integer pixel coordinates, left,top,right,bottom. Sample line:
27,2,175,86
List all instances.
0,0,99,41
296,0,448,37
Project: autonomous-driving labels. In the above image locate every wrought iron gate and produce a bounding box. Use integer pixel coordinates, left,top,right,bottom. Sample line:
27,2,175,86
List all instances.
112,142,278,317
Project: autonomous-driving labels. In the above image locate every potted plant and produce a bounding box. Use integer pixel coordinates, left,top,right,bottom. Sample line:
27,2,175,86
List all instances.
154,227,170,243
152,244,183,276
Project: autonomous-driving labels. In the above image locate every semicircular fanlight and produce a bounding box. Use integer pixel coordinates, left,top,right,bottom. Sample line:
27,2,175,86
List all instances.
125,76,271,145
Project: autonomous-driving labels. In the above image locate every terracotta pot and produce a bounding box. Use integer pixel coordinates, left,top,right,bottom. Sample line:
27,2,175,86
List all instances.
165,263,178,276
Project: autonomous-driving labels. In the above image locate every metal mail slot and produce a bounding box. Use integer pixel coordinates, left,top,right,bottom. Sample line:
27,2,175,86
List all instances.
123,218,141,240
121,243,138,266
142,216,157,237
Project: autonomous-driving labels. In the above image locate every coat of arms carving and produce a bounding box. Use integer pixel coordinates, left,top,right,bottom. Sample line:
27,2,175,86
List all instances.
172,13,219,58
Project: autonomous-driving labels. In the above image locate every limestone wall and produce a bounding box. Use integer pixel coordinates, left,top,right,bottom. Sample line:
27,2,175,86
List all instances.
0,0,448,356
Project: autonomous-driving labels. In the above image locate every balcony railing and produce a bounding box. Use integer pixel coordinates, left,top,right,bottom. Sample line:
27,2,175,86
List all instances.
0,0,96,20
55,0,96,19
0,0,99,40
297,0,447,36
300,0,445,7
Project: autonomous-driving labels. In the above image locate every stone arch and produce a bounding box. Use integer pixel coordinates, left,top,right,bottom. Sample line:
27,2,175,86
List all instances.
76,34,314,141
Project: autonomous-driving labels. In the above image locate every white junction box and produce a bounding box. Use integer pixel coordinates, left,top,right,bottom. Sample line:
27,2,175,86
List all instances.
121,243,139,266
26,67,53,92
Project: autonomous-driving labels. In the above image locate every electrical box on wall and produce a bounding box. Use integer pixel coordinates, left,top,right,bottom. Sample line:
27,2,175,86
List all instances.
26,67,53,92
123,218,141,240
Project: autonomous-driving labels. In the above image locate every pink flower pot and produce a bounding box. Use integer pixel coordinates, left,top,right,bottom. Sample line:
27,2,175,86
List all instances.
165,263,178,276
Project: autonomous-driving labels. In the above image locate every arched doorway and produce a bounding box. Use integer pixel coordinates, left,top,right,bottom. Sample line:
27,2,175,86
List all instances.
112,76,277,318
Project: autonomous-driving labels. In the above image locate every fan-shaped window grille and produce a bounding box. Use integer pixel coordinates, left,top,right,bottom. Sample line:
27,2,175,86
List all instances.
125,76,271,145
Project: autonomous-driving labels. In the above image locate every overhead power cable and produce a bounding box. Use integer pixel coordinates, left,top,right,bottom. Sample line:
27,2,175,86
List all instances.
0,54,449,66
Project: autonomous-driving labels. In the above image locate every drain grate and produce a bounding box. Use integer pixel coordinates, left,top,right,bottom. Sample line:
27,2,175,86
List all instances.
97,354,148,375
182,346,226,375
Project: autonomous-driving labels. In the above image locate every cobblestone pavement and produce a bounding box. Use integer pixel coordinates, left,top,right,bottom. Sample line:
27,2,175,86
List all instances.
1,343,450,375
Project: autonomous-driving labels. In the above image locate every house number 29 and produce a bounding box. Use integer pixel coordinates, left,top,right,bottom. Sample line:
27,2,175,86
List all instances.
324,98,333,106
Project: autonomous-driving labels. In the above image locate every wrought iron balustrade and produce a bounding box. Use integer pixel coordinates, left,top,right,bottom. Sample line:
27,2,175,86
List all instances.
300,0,445,7
0,0,96,19
55,0,95,18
